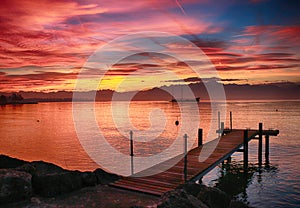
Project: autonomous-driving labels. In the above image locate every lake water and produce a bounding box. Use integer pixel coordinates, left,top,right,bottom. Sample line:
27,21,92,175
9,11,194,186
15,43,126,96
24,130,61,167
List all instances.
0,100,299,207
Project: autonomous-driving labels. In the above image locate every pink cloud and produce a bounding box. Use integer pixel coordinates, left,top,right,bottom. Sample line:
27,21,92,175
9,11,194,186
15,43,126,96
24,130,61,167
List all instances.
0,70,78,92
0,0,222,68
233,25,300,51
0,0,106,30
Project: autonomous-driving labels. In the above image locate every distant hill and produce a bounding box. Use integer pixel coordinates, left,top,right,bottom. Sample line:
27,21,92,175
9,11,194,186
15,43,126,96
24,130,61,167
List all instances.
3,82,299,102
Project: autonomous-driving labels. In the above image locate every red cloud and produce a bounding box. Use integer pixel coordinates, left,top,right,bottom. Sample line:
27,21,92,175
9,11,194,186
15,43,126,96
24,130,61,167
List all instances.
0,71,78,92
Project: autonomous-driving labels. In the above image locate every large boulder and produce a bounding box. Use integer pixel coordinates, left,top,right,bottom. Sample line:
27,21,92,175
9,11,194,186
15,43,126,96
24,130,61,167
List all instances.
81,171,97,187
0,155,121,198
93,168,120,185
0,155,27,169
229,200,252,208
178,182,205,197
29,161,83,197
15,163,36,175
30,161,65,175
197,185,231,208
32,170,83,197
0,169,32,204
158,189,208,208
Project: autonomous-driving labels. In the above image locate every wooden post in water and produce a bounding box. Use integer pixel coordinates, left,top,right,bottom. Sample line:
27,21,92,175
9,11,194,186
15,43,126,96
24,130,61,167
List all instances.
265,134,270,165
258,123,263,166
183,134,188,182
130,130,134,175
243,129,248,171
230,111,233,131
221,122,224,136
198,128,203,147
218,111,220,130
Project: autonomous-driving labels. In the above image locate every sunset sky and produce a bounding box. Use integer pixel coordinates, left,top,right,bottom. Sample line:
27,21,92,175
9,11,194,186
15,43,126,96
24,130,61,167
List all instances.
0,0,299,93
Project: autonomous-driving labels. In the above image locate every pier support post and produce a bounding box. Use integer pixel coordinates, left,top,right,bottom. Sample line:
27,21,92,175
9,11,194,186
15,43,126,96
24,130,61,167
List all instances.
130,130,134,175
221,122,224,136
230,111,233,131
265,134,270,165
184,134,188,182
198,128,203,147
218,111,220,130
218,111,220,137
258,123,263,166
243,130,248,171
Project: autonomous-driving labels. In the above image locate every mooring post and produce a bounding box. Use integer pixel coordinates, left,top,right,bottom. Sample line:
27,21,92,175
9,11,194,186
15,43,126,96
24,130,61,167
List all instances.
243,129,248,171
130,130,134,175
258,123,263,166
221,122,224,136
265,134,270,165
218,111,220,130
230,111,233,131
198,128,203,147
184,134,188,182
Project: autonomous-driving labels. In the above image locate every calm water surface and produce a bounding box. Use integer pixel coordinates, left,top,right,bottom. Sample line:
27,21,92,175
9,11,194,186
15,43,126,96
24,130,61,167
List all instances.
0,100,299,207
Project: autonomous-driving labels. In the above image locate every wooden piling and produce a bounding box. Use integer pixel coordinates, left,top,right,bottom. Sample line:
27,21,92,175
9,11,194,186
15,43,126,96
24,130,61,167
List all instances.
198,128,203,147
221,122,224,136
258,123,263,166
218,111,220,130
183,134,188,182
230,111,233,131
243,129,248,171
130,130,134,175
265,134,270,164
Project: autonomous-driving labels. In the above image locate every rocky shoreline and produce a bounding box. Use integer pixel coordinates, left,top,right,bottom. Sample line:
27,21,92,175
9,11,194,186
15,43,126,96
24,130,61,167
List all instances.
0,155,252,208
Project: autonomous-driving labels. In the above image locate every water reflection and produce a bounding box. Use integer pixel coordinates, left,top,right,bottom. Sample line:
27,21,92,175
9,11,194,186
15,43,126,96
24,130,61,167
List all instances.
211,161,278,203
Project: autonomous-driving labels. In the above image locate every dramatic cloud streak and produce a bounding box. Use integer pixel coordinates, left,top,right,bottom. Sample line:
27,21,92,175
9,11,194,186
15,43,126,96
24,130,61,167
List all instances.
0,0,299,92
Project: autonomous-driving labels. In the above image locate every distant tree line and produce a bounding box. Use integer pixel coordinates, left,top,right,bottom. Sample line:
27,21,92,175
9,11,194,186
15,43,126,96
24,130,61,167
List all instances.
0,93,24,105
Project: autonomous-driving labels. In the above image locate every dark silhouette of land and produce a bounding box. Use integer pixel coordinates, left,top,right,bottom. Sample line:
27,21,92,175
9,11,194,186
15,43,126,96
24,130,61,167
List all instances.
0,93,38,105
1,81,299,102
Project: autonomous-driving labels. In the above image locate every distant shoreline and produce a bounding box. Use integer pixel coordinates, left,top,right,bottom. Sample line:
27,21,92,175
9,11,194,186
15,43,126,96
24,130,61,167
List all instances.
1,98,299,104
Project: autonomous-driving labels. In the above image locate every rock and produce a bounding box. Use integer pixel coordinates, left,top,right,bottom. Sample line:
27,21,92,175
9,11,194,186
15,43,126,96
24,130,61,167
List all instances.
29,160,85,197
0,155,27,169
32,170,83,197
158,189,208,208
81,171,97,186
93,168,120,185
229,200,252,208
30,197,41,204
30,161,65,175
197,186,231,208
0,155,122,199
187,194,209,208
178,182,204,197
15,163,36,175
0,169,32,204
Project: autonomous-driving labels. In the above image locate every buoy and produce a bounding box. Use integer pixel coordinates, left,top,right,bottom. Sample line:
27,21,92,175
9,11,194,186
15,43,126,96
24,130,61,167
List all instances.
175,120,179,126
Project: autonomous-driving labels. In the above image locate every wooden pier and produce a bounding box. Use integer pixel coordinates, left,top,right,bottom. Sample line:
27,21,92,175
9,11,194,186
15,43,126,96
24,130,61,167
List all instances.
111,124,279,196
